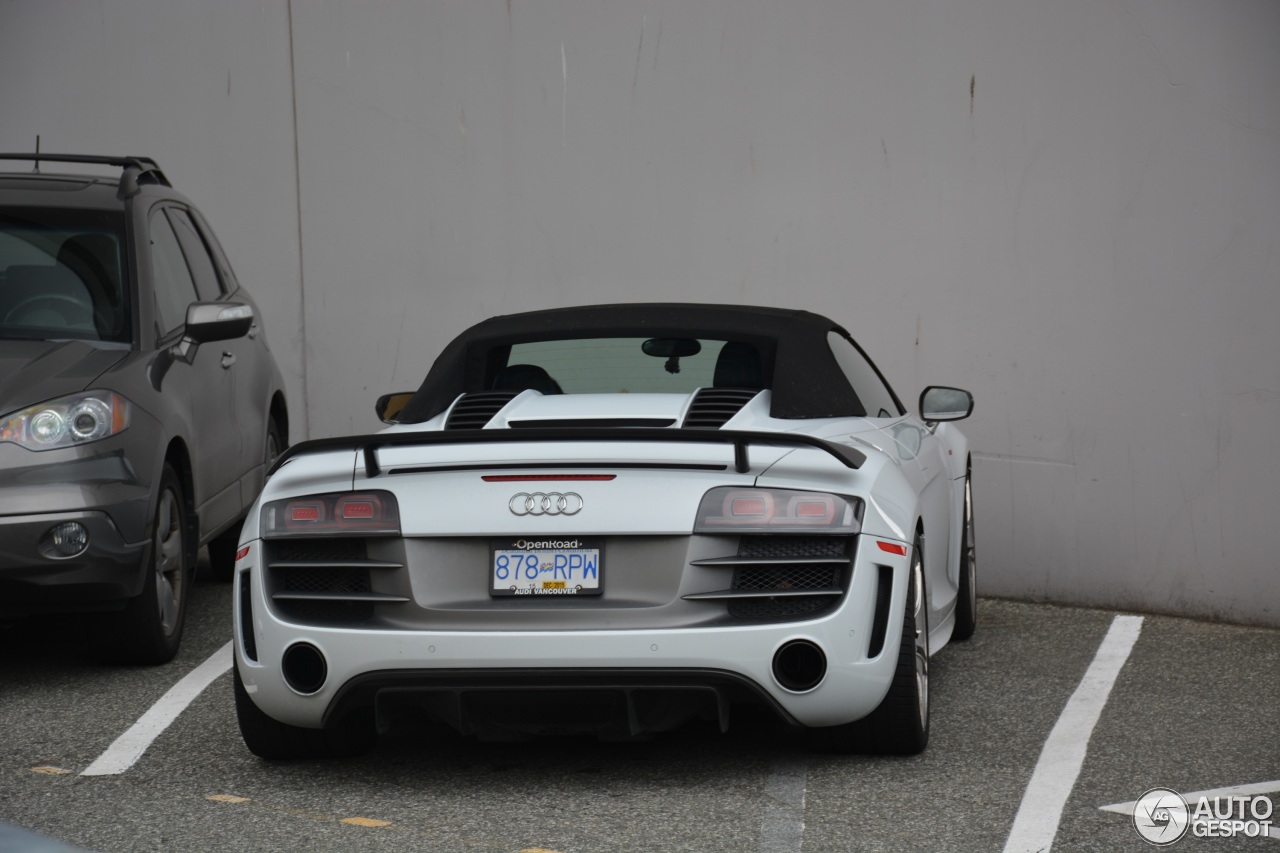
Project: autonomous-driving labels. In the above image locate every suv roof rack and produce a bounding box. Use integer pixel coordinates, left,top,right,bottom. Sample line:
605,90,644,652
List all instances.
0,153,171,199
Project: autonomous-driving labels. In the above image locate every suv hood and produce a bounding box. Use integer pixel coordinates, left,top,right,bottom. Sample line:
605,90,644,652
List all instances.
0,339,129,413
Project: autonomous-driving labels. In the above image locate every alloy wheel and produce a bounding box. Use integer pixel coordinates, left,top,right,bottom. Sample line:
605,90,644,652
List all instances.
153,486,185,636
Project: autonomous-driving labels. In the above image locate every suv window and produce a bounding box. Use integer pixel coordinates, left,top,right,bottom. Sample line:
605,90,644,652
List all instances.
167,208,223,301
0,207,130,343
149,208,199,338
188,208,240,293
827,331,900,418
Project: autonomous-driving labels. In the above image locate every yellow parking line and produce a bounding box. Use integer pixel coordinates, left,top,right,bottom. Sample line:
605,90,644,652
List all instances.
206,793,392,830
341,817,392,828
30,766,72,775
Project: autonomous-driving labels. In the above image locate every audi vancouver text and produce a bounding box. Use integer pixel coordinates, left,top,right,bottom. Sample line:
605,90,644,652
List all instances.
232,303,975,757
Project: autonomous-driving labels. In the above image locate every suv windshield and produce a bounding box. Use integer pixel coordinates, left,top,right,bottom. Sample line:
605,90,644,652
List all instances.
0,208,130,344
491,337,765,395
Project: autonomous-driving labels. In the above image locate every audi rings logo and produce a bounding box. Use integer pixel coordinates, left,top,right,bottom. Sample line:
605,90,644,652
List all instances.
508,492,584,516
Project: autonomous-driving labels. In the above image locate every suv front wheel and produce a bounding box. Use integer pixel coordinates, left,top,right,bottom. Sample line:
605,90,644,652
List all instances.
106,463,191,664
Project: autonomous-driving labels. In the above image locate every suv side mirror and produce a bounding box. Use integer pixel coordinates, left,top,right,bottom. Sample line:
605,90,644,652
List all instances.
920,386,974,422
184,302,254,344
375,392,415,424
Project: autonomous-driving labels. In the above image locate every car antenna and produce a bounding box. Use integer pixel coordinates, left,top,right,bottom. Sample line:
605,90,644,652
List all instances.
33,135,40,173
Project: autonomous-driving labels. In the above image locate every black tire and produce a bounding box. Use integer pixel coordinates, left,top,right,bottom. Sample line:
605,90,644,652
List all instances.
209,418,284,582
233,662,375,760
951,466,977,642
807,532,929,755
108,464,191,664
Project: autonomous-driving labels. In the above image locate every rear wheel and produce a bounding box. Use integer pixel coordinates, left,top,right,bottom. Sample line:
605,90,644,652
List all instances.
952,466,977,641
107,464,190,664
807,532,929,755
233,662,375,760
209,418,284,581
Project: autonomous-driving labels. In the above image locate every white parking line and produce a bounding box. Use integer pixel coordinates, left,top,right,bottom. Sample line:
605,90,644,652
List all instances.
758,758,807,852
1003,615,1144,853
81,642,233,777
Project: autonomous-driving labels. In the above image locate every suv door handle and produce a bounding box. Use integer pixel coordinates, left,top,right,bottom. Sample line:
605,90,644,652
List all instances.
221,352,236,369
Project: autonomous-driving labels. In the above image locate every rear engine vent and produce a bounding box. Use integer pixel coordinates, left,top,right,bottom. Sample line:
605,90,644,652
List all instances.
683,389,760,429
445,391,519,430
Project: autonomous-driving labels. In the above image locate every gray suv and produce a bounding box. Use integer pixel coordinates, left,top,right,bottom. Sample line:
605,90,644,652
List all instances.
0,154,289,663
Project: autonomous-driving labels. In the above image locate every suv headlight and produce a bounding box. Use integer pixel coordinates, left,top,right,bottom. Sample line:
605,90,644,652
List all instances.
0,391,131,451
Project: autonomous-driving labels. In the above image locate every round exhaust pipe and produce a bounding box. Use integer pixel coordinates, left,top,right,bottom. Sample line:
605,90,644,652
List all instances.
772,640,827,693
281,642,328,695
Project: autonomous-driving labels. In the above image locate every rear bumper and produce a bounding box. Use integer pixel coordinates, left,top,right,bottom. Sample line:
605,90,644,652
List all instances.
234,538,913,732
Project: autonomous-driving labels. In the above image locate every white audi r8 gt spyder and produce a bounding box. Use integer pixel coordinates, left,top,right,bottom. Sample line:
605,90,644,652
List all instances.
232,304,976,758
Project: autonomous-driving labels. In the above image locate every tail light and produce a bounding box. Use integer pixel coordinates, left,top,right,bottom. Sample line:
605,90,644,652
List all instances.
694,487,862,533
261,490,400,538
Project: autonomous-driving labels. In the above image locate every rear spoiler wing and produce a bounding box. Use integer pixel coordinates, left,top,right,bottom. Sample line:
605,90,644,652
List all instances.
268,428,866,479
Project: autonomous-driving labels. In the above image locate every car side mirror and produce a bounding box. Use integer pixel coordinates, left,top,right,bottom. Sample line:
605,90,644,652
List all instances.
375,392,415,424
184,302,254,344
920,386,974,422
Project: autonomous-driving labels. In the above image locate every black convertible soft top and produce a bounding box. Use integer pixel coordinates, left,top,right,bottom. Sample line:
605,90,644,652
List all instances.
397,303,891,422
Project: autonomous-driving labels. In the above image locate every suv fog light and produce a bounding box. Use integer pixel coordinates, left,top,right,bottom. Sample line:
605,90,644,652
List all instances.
48,522,90,558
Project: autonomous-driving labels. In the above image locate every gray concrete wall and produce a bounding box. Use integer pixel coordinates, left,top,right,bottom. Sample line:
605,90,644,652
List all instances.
2,1,1278,626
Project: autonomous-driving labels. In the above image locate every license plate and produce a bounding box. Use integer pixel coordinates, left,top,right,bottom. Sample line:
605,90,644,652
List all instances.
490,538,603,597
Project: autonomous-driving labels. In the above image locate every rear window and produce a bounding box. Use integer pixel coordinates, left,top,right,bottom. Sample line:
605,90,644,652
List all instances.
0,207,130,343
489,337,765,395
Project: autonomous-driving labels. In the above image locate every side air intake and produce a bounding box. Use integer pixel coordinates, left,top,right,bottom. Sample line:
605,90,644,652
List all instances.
444,392,519,430
682,388,760,429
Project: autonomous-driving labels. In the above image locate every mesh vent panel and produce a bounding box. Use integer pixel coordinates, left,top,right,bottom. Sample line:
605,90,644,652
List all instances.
725,535,848,619
266,538,375,625
269,538,365,563
729,597,832,619
273,566,371,595
737,536,849,559
732,565,839,592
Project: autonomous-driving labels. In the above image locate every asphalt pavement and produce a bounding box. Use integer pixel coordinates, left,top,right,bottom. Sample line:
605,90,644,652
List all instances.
0,558,1276,853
